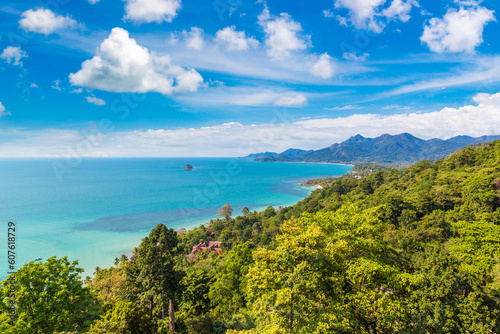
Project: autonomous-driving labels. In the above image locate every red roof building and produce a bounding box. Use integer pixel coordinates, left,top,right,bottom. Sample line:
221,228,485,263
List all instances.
191,241,222,256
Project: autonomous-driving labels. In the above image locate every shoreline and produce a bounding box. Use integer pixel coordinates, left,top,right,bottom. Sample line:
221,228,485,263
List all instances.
246,158,355,167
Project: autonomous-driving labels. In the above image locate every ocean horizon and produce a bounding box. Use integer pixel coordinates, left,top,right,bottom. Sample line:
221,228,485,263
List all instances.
0,157,352,279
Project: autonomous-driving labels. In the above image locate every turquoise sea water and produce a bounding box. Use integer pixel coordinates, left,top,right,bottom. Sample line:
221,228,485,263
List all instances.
0,158,351,279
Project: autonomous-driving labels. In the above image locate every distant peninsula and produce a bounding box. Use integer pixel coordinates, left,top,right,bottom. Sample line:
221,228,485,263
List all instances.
244,133,500,165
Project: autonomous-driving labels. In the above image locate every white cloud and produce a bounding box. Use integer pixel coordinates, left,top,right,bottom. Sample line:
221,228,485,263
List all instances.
335,0,386,32
71,88,83,94
0,102,11,118
89,0,100,3
86,96,106,106
19,8,78,35
273,94,307,107
343,52,370,61
124,0,181,24
52,80,62,91
215,26,259,51
183,27,204,50
336,15,349,27
258,5,308,59
310,53,334,79
4,91,500,157
294,91,500,141
30,83,38,88
421,6,495,53
323,9,334,18
69,28,203,95
1,46,28,66
334,0,419,32
382,0,418,22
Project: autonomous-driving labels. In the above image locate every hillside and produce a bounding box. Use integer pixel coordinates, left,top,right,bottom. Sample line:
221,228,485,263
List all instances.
3,141,500,333
248,133,500,164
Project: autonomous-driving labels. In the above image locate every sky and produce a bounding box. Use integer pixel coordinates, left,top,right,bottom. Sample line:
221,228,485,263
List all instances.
0,0,499,157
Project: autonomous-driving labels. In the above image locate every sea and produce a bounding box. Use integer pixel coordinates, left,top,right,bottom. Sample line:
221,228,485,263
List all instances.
0,158,352,279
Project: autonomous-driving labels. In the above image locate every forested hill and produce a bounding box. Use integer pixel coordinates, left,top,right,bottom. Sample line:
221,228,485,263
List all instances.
248,132,500,164
2,141,500,333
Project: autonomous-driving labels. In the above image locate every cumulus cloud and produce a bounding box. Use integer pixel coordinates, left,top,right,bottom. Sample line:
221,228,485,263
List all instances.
86,96,106,106
69,28,203,95
310,53,334,79
335,0,385,31
334,0,418,32
1,46,28,66
382,0,418,22
124,0,181,24
0,102,11,118
258,5,308,59
183,27,204,50
215,26,259,51
19,8,78,35
421,6,495,53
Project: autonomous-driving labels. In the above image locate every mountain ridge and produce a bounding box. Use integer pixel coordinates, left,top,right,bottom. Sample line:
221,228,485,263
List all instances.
244,133,500,164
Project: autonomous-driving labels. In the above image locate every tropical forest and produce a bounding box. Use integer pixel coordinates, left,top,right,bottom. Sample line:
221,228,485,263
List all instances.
2,140,500,333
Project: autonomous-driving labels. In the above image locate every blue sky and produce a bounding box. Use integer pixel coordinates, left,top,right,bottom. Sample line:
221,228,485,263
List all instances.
0,0,499,157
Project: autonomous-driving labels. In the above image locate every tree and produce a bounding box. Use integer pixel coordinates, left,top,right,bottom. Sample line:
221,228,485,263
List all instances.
179,268,211,319
242,207,250,216
88,265,130,304
87,301,152,334
127,224,182,329
405,248,500,333
209,243,253,321
245,215,344,333
218,203,233,220
0,256,100,334
245,205,406,333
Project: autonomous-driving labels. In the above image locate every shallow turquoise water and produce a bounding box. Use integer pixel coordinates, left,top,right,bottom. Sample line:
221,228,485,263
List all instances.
0,158,351,279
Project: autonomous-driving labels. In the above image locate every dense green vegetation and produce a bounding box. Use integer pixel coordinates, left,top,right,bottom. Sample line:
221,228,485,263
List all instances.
2,140,500,333
298,163,389,187
350,162,390,175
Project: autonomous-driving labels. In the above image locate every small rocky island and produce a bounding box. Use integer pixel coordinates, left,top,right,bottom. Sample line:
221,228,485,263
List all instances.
185,164,193,171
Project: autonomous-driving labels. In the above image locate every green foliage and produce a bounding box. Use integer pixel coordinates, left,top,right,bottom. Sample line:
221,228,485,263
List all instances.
179,268,211,319
351,162,390,176
5,140,500,333
218,203,234,220
126,223,182,327
0,256,100,334
209,243,253,321
87,301,152,334
405,248,500,333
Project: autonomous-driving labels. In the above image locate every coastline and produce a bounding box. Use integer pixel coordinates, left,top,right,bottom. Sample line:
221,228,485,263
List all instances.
0,157,351,279
245,158,355,167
